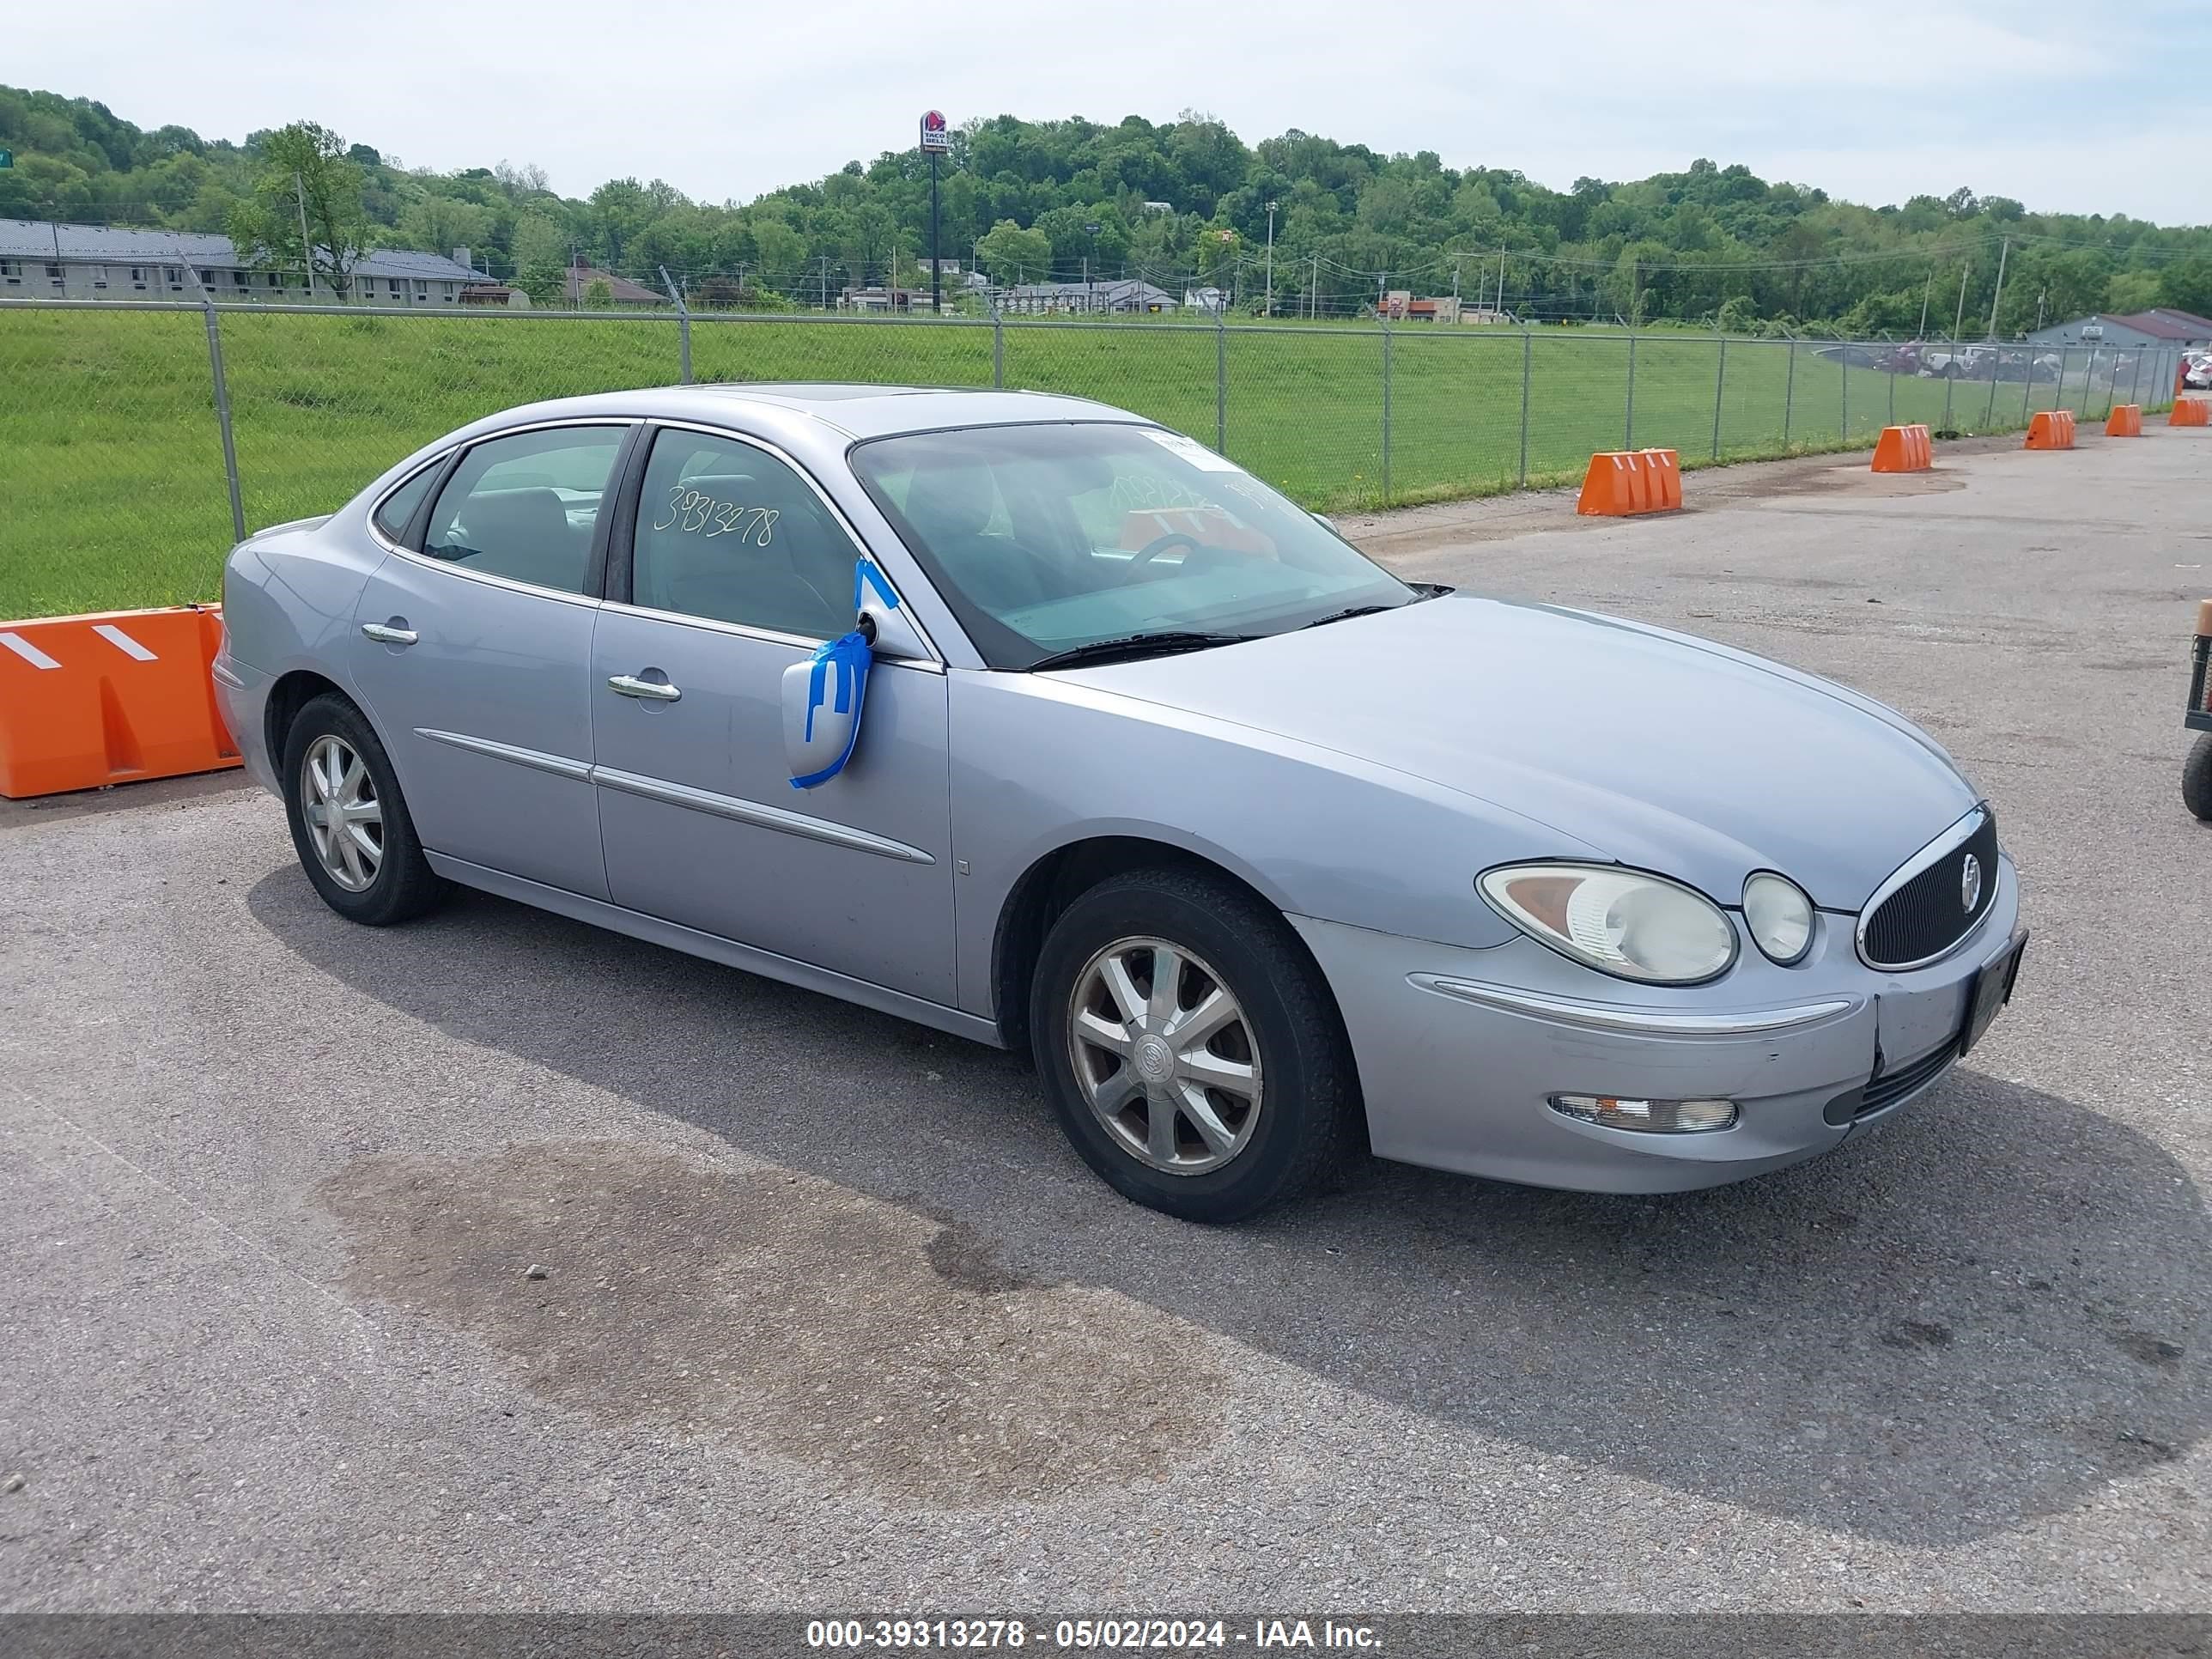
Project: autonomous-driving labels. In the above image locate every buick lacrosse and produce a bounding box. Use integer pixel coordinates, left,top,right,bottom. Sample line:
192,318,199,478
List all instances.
216,385,2025,1221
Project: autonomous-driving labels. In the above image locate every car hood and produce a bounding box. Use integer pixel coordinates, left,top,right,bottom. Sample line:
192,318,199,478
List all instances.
1056,592,1978,909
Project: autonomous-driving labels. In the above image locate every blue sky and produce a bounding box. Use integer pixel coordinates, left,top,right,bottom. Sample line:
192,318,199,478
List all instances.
15,0,2208,223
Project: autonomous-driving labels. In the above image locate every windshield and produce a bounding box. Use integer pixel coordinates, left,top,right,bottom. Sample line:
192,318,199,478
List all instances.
849,422,1414,669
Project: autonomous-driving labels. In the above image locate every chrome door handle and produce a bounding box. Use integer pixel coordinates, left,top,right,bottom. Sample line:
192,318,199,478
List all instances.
608,673,681,703
361,622,418,645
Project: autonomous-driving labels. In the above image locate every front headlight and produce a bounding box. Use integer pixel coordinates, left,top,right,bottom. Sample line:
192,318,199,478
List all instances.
1478,863,1737,984
1742,872,1815,965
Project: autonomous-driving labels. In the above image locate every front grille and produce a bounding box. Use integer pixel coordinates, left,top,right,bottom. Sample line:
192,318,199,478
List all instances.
1861,810,1999,969
1857,1041,1958,1117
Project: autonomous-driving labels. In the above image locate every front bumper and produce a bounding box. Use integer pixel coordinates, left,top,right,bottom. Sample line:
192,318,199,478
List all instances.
1292,854,2021,1194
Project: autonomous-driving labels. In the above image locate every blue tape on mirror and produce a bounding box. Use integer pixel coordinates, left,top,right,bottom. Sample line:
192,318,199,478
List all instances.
790,629,872,790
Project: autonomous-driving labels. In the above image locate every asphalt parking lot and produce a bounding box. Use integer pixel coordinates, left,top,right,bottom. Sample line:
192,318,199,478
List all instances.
3,428,2209,1615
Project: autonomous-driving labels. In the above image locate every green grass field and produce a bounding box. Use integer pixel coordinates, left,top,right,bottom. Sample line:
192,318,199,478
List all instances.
0,306,2165,618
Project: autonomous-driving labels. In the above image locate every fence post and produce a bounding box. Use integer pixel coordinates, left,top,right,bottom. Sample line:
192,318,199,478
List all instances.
1380,320,1393,505
1983,354,2000,431
1783,339,1796,448
2128,342,2142,410
659,266,691,384
188,267,246,544
992,302,1005,390
1942,342,1956,432
1840,340,1848,441
1624,331,1636,450
1517,329,1532,487
2023,347,2037,426
1214,309,1227,455
1887,346,1895,427
1711,336,1726,462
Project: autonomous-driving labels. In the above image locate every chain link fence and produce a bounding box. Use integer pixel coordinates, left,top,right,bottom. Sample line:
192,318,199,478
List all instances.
0,295,2194,617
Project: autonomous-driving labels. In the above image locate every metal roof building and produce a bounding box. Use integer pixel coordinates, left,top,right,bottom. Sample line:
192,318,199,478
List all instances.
0,219,480,304
2024,308,2212,350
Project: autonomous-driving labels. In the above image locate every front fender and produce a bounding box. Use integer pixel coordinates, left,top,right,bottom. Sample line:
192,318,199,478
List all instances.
947,669,1601,1021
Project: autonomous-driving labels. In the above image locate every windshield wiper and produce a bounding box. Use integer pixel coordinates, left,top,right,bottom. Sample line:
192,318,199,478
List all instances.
1026,631,1256,672
1297,586,1446,631
1298,602,1399,629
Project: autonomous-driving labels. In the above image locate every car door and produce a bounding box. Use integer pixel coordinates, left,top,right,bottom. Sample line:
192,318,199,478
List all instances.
351,420,634,901
590,422,957,1006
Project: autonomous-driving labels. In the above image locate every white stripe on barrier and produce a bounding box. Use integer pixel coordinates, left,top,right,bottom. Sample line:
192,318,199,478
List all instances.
92,623,158,662
0,632,62,671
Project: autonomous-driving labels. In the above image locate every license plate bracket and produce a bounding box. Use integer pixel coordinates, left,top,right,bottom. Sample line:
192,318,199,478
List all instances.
1959,931,2027,1058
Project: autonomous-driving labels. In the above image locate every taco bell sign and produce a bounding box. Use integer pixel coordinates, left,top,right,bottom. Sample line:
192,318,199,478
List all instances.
919,110,951,153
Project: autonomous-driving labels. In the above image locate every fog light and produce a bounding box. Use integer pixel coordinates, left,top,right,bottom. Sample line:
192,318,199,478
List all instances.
1549,1094,1739,1133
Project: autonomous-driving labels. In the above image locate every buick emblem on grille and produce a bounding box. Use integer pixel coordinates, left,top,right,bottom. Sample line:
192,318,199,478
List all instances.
1960,853,1983,914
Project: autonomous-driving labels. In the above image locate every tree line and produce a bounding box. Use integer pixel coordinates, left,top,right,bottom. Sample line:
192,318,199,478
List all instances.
4,82,2210,333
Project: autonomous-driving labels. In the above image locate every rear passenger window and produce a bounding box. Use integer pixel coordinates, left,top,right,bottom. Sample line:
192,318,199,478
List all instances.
421,427,627,595
629,430,859,639
372,461,441,543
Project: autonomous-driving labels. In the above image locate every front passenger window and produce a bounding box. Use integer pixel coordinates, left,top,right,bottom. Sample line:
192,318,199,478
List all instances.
629,431,860,639
421,426,627,595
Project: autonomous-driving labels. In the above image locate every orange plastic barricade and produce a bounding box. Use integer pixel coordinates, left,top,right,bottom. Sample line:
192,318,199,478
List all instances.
1577,448,1682,516
2172,398,2211,428
2025,410,2075,449
2106,404,2144,437
1870,424,1933,472
0,605,240,799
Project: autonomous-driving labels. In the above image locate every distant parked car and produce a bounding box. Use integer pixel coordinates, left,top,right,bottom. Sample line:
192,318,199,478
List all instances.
215,386,2027,1220
2185,353,2212,391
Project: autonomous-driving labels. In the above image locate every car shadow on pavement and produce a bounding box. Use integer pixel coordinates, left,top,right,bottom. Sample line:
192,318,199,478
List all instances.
249,872,2207,1549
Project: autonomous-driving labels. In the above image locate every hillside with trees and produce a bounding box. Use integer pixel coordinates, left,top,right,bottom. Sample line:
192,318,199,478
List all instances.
4,82,2210,333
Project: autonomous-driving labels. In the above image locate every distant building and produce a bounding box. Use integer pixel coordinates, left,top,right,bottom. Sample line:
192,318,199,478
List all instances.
841,284,931,313
1000,278,1177,315
1182,285,1228,315
459,282,528,309
562,263,667,307
2023,309,2212,350
0,219,479,304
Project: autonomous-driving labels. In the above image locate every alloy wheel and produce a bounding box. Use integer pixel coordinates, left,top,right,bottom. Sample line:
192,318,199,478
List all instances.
300,733,384,893
1066,935,1263,1174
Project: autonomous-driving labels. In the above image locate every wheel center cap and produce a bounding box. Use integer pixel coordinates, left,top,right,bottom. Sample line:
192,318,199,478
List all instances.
1134,1036,1176,1085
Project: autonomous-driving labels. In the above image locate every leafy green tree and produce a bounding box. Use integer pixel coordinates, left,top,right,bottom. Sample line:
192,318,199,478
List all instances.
2160,254,2212,320
228,121,369,296
976,218,1052,283
510,212,568,306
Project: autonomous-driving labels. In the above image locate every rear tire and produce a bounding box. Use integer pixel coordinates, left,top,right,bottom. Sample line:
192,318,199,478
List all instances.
1029,867,1359,1223
2185,732,2212,822
280,693,450,926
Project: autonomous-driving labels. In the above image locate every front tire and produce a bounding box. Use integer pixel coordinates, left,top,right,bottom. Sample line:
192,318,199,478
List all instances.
280,693,450,926
1029,867,1359,1222
2185,732,2212,822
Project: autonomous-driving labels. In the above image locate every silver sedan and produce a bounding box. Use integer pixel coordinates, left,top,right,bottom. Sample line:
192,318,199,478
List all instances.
215,386,2026,1222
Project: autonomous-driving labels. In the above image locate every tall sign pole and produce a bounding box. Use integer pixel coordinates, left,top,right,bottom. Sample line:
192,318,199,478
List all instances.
919,110,950,313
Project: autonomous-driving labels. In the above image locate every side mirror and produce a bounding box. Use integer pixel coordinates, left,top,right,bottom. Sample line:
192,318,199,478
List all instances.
782,635,869,789
781,558,917,790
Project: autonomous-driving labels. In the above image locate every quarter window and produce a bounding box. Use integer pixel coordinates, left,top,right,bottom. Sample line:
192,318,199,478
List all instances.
629,429,861,639
372,460,443,544
421,427,628,595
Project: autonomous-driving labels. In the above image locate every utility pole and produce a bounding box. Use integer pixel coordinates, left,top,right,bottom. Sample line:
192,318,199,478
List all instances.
1085,222,1100,314
294,171,315,299
1311,251,1320,320
1951,264,1970,345
1918,263,1935,340
820,255,830,312
1986,236,2009,339
1263,200,1277,317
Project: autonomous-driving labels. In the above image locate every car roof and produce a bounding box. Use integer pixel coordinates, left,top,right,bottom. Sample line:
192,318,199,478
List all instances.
471,384,1146,442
